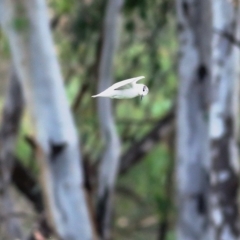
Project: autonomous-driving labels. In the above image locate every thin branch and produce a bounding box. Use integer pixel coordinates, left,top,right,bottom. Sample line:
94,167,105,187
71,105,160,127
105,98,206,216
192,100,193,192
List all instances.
116,185,145,206
71,82,89,112
119,109,175,174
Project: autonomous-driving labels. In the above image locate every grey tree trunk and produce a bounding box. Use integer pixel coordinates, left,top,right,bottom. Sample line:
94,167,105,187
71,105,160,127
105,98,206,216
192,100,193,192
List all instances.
208,1,240,239
176,0,211,239
0,68,24,240
0,1,93,240
96,0,123,239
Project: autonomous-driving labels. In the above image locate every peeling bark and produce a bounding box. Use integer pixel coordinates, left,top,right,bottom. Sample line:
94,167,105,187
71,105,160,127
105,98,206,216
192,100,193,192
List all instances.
0,1,93,239
176,0,211,239
96,0,123,239
209,1,240,239
0,68,24,240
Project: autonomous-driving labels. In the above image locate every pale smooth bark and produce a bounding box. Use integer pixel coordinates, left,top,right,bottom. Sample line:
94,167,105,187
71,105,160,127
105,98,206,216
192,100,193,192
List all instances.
0,68,24,240
96,0,123,239
0,1,93,240
209,1,240,239
176,0,211,239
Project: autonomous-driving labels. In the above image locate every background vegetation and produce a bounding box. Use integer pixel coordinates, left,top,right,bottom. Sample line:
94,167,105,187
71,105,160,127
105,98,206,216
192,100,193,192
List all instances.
0,0,239,240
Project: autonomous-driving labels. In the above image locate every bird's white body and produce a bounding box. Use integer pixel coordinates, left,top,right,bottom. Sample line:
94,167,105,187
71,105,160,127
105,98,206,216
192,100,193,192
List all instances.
94,87,140,99
92,76,148,99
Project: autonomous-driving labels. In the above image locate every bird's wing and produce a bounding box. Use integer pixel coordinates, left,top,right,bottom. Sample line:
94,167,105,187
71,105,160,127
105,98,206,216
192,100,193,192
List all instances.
110,76,145,90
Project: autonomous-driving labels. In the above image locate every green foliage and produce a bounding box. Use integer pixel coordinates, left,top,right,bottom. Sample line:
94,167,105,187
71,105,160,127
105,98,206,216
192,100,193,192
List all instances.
12,16,29,32
10,2,29,32
116,143,174,239
15,134,32,167
49,0,76,15
0,32,11,58
1,0,177,238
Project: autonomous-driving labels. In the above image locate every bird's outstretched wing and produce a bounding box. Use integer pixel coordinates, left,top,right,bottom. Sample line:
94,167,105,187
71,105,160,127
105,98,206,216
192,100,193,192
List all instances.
111,76,145,90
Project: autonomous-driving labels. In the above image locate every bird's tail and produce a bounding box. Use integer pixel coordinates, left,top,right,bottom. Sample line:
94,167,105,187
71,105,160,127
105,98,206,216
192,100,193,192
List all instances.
92,92,107,98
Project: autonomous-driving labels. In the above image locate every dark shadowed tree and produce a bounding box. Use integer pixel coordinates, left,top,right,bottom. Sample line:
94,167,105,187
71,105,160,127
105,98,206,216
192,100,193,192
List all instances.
0,68,24,240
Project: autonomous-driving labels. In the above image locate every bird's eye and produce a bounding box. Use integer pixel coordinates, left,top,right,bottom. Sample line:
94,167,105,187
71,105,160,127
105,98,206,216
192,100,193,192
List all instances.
143,86,146,91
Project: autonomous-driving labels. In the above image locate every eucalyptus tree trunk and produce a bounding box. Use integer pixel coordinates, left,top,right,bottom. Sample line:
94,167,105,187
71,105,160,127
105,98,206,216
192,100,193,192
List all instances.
96,0,123,239
0,68,24,240
176,0,211,239
0,1,93,240
208,1,240,239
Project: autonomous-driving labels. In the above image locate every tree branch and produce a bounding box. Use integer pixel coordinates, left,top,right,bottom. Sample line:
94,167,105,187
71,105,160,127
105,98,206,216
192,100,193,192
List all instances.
119,109,175,174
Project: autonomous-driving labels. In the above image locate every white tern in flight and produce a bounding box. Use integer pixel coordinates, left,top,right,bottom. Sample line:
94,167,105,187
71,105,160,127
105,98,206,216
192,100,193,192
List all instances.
92,76,149,100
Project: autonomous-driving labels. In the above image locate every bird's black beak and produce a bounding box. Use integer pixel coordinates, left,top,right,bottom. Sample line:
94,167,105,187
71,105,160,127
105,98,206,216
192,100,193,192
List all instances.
140,95,143,101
